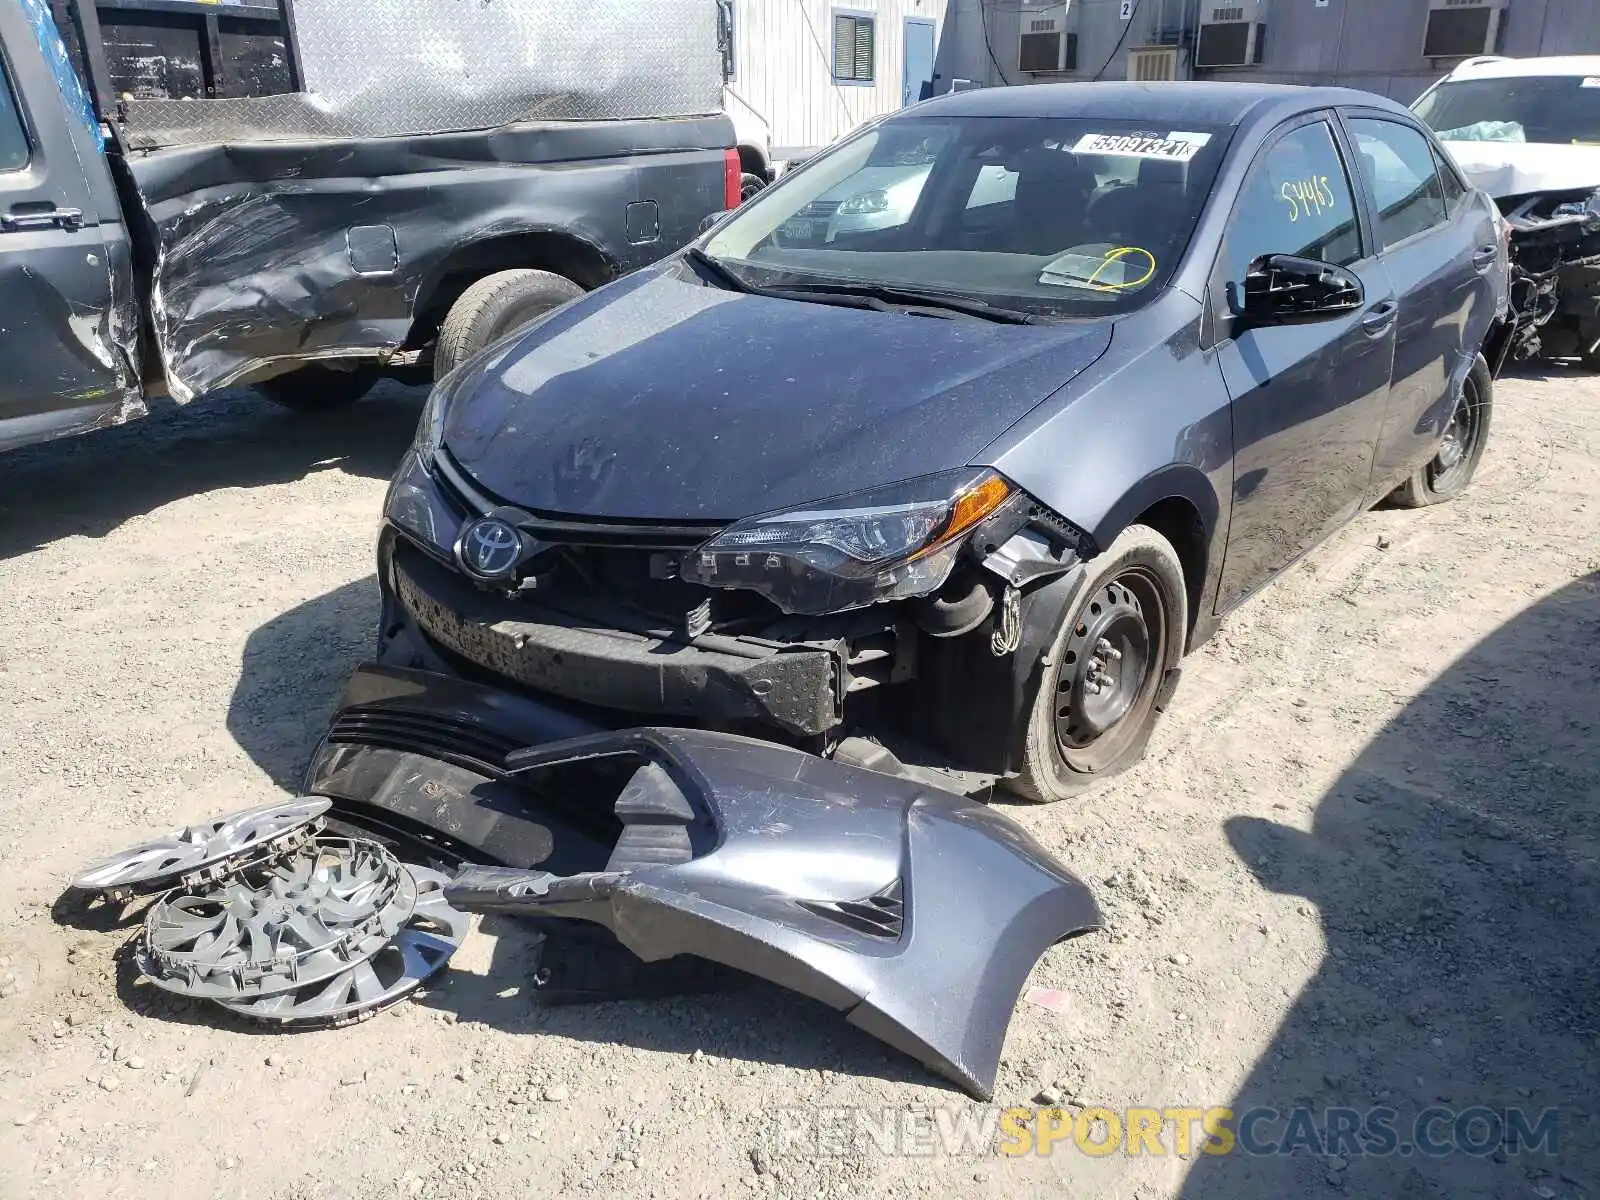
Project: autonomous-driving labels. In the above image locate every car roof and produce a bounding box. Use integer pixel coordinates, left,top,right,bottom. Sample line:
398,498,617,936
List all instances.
1444,54,1600,80
907,81,1415,128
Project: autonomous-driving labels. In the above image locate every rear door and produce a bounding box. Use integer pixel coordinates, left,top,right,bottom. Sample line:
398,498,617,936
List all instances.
0,0,133,450
1211,114,1397,613
1341,111,1499,499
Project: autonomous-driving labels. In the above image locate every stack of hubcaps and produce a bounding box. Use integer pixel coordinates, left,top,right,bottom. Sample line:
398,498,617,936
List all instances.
72,803,467,1027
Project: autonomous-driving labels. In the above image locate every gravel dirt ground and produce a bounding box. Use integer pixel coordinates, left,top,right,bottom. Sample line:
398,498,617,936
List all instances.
0,368,1595,1200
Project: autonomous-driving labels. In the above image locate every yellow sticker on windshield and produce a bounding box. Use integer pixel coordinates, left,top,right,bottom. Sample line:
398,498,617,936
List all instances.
1071,132,1210,162
1280,175,1338,223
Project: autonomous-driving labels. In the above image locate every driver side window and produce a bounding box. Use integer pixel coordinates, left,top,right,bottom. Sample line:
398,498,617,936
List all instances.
1219,120,1362,309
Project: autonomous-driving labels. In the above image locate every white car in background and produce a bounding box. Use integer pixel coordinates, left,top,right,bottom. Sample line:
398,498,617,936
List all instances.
1414,56,1600,368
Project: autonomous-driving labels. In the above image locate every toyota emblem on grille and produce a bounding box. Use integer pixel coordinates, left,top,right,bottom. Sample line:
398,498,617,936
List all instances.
455,517,522,581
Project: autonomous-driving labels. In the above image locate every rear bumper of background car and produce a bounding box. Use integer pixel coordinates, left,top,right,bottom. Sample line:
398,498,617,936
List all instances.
306,664,1104,1098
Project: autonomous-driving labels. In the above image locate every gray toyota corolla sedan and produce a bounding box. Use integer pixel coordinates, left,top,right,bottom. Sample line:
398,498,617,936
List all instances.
357,82,1506,805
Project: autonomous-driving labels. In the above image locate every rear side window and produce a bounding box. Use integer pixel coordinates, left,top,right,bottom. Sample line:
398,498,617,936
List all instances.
1348,118,1449,247
1219,120,1363,300
0,55,29,171
1432,146,1467,210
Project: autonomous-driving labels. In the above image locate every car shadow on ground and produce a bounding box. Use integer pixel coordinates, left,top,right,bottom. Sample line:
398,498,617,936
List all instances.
228,576,382,791
1499,360,1593,385
417,913,934,1089
0,384,424,562
1181,572,1600,1199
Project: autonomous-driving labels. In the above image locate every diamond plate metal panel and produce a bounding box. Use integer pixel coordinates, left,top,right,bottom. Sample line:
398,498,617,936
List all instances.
122,0,723,147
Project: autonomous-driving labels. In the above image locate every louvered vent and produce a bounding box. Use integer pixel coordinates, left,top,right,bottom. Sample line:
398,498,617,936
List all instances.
800,879,904,940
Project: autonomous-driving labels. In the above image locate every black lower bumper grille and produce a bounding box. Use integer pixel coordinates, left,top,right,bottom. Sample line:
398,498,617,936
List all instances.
327,705,522,774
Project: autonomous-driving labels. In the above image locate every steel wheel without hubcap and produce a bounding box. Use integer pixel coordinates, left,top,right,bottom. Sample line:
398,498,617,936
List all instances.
1389,353,1494,509
1427,374,1482,494
1053,567,1169,773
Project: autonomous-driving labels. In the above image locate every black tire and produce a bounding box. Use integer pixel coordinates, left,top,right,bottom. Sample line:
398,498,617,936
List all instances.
740,172,766,202
434,269,584,381
253,363,381,411
1008,524,1188,804
1580,322,1600,371
1389,354,1493,508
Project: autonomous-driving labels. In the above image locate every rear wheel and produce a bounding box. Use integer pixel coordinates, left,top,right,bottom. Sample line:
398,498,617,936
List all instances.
253,363,381,411
1008,524,1187,804
434,269,584,380
740,172,766,202
1389,354,1493,508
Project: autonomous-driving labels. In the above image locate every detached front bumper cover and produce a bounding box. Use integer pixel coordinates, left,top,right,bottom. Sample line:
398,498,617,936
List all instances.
311,667,1103,1097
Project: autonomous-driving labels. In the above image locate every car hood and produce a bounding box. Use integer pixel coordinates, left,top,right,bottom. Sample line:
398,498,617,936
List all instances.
441,261,1114,521
1442,139,1600,199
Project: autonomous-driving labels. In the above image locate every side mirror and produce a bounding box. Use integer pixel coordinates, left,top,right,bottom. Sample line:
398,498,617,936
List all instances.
1235,254,1364,328
697,209,733,236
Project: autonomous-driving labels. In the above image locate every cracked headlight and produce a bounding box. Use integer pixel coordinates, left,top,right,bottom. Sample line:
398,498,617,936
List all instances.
680,470,1014,615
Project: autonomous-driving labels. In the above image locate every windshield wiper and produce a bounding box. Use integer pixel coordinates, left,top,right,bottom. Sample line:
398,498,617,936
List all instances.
686,248,1042,324
765,281,1042,324
685,246,768,295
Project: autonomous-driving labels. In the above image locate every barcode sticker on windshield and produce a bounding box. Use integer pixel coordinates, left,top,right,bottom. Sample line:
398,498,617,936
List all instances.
1071,132,1209,161
1583,77,1600,88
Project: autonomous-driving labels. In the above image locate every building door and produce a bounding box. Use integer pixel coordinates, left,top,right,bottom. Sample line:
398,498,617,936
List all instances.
902,18,936,107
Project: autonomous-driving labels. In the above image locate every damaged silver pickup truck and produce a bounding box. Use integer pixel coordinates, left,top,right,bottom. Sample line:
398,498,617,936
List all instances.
0,0,736,453
1415,55,1600,369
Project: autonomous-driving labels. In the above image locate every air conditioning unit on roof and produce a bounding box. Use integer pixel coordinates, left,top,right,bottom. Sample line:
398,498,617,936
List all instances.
1424,0,1506,60
1018,0,1079,74
1195,0,1266,69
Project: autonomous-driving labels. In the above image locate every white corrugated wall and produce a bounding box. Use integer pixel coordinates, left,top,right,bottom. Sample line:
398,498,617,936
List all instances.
727,0,950,155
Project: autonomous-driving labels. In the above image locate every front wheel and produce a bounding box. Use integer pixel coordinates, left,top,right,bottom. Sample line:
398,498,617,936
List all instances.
1389,354,1493,508
1008,524,1188,804
1579,321,1600,371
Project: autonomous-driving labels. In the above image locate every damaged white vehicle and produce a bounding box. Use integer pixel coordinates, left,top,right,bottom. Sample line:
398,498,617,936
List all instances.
1414,55,1600,369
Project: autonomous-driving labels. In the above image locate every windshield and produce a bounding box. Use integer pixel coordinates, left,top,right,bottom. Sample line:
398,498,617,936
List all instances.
1415,75,1600,145
701,116,1232,318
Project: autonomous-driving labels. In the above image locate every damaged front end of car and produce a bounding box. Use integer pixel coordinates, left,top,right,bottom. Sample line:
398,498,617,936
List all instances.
1497,186,1600,367
306,666,1104,1097
376,403,1095,789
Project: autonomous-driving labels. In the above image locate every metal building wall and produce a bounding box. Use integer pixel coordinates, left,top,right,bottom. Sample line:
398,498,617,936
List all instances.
729,0,949,156
1203,0,1600,102
934,0,1198,90
937,0,1600,104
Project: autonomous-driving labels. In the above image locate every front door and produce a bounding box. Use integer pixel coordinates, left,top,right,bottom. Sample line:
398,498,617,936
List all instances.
0,1,131,451
902,18,936,107
1213,115,1398,612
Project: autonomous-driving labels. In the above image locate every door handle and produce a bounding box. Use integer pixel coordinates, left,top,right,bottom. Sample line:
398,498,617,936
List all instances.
1472,244,1499,272
1362,301,1398,337
1,208,85,233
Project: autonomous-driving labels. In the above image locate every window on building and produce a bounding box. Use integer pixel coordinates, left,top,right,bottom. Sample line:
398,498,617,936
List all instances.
1348,118,1449,248
833,13,876,84
0,56,28,172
